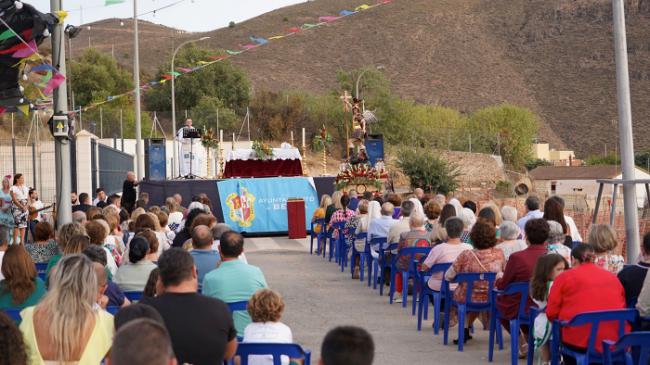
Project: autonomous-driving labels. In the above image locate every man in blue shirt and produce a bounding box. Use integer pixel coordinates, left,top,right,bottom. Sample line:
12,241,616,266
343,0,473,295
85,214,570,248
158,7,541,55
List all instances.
203,231,267,337
189,225,220,290
516,196,543,234
347,189,360,211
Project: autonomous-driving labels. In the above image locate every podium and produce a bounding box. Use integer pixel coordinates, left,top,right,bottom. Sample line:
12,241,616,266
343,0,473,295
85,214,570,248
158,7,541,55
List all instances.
287,198,306,239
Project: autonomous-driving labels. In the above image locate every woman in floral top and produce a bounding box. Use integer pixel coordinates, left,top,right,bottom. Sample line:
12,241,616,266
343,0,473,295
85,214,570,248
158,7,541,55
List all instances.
24,221,58,263
0,177,14,245
446,221,505,344
588,224,625,274
329,195,356,240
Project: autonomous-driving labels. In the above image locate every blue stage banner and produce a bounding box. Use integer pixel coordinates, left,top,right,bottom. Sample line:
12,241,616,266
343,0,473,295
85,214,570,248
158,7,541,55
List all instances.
216,177,319,233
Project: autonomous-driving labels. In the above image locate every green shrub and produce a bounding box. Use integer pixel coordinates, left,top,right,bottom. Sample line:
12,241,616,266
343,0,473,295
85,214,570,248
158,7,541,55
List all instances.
228,21,236,28
585,153,620,166
397,148,460,194
495,180,514,197
525,158,552,171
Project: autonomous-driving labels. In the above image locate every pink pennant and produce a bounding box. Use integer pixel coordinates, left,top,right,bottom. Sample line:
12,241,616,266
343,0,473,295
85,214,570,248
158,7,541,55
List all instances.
240,44,257,50
43,73,66,94
12,39,37,58
318,16,339,22
177,67,192,73
208,55,227,61
0,107,5,115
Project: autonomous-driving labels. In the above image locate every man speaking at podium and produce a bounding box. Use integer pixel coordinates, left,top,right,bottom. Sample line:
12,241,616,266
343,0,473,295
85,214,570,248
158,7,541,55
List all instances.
176,118,202,177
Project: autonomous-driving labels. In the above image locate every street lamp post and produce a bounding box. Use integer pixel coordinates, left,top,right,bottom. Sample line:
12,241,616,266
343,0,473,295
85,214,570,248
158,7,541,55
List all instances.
171,36,210,177
133,0,144,180
355,65,385,99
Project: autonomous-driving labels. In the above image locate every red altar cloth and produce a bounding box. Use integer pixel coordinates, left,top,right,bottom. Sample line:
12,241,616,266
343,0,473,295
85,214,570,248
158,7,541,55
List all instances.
223,159,303,178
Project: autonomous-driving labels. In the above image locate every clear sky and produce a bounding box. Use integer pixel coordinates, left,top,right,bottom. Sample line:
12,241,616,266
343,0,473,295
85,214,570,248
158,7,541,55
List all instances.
28,0,305,32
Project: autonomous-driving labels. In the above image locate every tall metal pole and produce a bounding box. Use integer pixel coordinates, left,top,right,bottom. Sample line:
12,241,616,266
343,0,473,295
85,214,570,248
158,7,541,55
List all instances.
171,36,210,177
51,0,72,226
133,0,144,179
612,0,640,263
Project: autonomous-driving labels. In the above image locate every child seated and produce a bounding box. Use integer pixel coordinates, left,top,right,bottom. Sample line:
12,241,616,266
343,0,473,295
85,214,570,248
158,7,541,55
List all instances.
242,289,297,365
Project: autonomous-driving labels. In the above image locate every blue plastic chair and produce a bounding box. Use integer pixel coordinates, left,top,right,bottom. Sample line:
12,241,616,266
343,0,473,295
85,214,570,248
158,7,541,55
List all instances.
309,218,325,255
338,227,352,271
124,291,143,302
236,343,311,365
416,262,452,333
443,272,498,351
603,332,650,365
350,232,368,280
489,282,534,365
3,308,21,323
388,246,431,308
106,306,120,315
367,237,387,288
550,309,637,365
35,262,48,281
328,222,346,262
527,306,542,365
375,243,398,296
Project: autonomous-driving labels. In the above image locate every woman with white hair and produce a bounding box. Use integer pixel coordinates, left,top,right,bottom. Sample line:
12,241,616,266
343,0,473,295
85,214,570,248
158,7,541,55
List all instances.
547,220,572,265
345,199,371,278
20,254,114,363
458,208,476,243
501,205,519,223
408,197,424,217
496,221,527,261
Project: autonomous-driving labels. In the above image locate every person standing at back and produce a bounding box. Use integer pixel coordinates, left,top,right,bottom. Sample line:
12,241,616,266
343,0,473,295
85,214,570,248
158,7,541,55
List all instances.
121,172,139,214
141,248,237,365
203,231,268,337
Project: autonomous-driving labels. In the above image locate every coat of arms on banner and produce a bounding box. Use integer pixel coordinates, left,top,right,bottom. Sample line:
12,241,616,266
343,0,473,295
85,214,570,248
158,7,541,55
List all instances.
225,187,256,227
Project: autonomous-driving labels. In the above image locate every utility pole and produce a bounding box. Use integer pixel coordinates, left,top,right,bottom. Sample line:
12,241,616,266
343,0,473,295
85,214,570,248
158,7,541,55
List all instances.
612,0,640,262
51,0,72,226
133,0,144,179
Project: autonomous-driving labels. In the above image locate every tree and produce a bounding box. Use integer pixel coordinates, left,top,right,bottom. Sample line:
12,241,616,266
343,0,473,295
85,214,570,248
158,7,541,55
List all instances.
397,148,460,194
468,104,539,168
70,48,132,107
585,153,620,166
144,45,250,113
190,96,239,133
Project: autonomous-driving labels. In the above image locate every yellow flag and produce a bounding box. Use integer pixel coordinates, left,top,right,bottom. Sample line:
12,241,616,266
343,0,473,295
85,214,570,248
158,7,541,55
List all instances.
17,104,29,116
355,4,370,10
268,35,285,40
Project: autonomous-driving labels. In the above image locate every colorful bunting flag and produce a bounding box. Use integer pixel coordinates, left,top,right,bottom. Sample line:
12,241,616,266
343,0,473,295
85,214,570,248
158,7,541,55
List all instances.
0,29,16,41
162,74,173,80
249,36,268,45
268,35,285,40
17,104,29,116
286,27,300,33
240,44,257,50
105,0,126,5
0,107,5,115
339,10,356,16
318,16,339,22
43,73,65,94
208,56,227,61
226,50,242,55
301,23,317,29
355,4,370,10
12,39,37,58
30,64,55,73
177,67,192,73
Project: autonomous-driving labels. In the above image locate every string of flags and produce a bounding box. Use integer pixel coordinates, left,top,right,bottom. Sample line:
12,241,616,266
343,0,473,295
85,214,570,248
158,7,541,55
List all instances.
77,0,392,112
4,0,391,116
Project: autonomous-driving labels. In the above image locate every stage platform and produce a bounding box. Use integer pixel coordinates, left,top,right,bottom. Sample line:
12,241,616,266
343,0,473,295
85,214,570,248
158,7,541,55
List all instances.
139,176,335,234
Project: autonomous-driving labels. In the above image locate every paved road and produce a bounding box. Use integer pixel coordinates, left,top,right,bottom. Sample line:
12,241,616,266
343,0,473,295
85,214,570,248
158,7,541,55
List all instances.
244,236,518,365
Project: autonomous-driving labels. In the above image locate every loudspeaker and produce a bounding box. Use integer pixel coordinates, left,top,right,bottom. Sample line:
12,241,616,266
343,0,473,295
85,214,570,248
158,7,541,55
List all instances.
145,138,166,181
365,134,384,166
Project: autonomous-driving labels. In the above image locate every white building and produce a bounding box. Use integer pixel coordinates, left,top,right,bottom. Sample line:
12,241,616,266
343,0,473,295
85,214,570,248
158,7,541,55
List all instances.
529,165,650,208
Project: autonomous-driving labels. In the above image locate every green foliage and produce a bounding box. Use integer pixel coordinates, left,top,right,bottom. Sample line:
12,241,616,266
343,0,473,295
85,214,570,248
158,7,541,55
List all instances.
397,148,460,194
70,48,133,107
468,104,538,168
250,91,310,140
585,153,620,165
78,106,153,140
634,151,650,170
228,21,235,28
495,180,514,197
283,16,289,22
144,45,250,113
190,96,239,133
525,158,552,171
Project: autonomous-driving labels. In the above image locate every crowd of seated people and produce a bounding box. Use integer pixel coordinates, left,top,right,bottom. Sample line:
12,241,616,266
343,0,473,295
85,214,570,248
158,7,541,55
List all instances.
313,188,650,364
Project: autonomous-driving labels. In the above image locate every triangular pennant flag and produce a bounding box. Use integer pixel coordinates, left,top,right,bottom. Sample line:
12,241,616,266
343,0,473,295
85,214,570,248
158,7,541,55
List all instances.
170,71,181,77
268,35,285,40
226,50,242,55
240,44,256,50
197,60,211,65
12,53,40,67
318,16,339,22
41,70,53,83
161,74,173,80
355,4,370,10
30,63,55,73
0,29,16,41
105,0,125,5
249,36,268,45
177,67,192,73
43,72,66,94
12,39,37,58
17,104,29,116
208,56,227,61
159,79,167,84
301,23,317,29
339,10,356,16
286,27,300,33
0,107,6,115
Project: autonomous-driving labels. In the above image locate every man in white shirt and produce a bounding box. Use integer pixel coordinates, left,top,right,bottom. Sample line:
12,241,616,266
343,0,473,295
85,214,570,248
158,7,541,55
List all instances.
93,187,107,207
387,200,415,244
368,202,397,239
517,196,543,233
